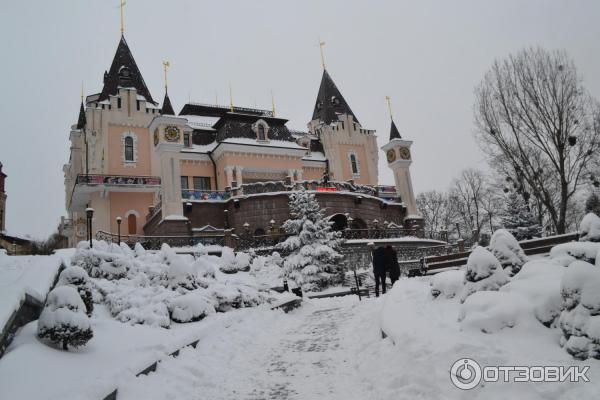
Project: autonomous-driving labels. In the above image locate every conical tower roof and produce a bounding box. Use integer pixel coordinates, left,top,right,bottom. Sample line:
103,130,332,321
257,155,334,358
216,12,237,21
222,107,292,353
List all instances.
389,119,401,140
76,101,86,129
312,69,359,125
98,35,155,104
161,92,175,115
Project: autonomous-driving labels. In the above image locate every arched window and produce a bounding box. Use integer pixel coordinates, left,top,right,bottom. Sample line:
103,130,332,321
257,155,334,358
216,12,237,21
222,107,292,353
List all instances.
127,214,137,235
257,124,266,141
350,154,358,174
124,136,134,161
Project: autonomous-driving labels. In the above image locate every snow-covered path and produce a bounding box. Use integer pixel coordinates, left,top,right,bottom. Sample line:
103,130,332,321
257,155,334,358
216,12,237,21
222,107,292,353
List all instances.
118,296,386,400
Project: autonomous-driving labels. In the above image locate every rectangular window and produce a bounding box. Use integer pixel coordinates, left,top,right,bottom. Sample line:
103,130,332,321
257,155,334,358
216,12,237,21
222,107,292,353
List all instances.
117,98,122,109
193,176,211,191
184,133,191,147
180,176,189,191
136,100,140,111
353,123,356,131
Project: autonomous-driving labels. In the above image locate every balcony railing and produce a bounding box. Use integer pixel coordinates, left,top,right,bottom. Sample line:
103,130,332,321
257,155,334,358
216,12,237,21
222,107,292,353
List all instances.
181,189,231,201
76,174,161,186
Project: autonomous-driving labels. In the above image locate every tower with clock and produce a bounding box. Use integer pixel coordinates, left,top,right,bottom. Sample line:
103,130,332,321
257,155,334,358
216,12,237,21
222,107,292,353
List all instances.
381,114,420,223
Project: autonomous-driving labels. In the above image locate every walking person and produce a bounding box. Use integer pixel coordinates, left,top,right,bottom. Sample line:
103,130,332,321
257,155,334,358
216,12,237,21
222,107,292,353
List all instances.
372,246,387,297
385,245,401,285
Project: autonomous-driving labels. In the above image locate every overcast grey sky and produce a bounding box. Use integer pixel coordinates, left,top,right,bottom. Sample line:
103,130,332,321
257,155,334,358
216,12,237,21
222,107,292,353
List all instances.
1,0,599,238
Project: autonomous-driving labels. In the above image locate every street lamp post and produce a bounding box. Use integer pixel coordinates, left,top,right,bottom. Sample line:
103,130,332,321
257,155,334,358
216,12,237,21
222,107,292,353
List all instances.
86,207,95,249
116,216,122,244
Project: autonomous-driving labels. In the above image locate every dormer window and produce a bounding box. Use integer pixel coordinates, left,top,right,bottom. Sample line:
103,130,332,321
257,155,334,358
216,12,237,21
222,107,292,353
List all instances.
119,66,132,81
331,96,340,106
253,120,269,142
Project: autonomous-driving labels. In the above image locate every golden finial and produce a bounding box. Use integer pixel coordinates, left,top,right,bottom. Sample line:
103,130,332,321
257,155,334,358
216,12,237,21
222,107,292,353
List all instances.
162,60,170,92
271,90,276,117
319,39,326,70
120,0,126,35
385,96,393,120
229,84,234,112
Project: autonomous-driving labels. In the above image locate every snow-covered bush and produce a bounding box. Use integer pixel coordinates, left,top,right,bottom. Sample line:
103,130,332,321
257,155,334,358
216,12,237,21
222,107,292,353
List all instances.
278,191,344,291
71,241,129,280
460,246,509,303
585,192,600,217
489,229,528,275
219,248,251,274
207,283,243,312
57,266,94,316
166,258,199,291
250,253,283,287
37,286,93,351
458,291,530,333
549,242,600,264
502,260,565,326
499,190,541,240
168,293,215,323
579,213,600,243
430,270,463,299
558,260,600,359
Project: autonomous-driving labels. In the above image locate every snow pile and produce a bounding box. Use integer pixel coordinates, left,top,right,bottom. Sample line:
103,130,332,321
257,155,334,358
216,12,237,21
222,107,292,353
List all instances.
430,270,463,299
37,286,93,351
67,241,278,328
559,260,600,359
250,252,283,288
489,229,528,275
460,246,509,302
458,291,531,333
579,212,600,242
278,191,344,291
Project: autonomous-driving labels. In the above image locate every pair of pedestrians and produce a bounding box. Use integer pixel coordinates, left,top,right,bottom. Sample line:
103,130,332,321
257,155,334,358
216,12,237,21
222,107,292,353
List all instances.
372,245,400,297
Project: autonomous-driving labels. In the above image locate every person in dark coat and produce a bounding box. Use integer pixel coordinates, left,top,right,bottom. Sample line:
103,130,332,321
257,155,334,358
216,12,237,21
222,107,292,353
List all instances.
385,245,401,285
372,246,387,297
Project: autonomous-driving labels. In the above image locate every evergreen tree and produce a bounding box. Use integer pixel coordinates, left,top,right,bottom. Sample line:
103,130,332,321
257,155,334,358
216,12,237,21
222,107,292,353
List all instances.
277,191,344,291
37,286,93,351
585,192,600,217
499,191,541,240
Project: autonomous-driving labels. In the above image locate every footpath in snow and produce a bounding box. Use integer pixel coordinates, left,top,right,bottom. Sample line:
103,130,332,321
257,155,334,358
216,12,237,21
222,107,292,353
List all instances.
118,296,388,400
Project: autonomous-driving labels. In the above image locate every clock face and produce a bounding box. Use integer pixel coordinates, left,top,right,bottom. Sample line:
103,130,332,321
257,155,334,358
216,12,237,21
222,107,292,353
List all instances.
399,147,411,160
164,126,180,142
153,130,159,146
386,149,396,163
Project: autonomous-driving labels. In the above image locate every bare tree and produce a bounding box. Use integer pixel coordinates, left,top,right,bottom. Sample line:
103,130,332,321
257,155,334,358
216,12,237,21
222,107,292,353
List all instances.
450,168,492,236
416,190,457,238
475,47,600,233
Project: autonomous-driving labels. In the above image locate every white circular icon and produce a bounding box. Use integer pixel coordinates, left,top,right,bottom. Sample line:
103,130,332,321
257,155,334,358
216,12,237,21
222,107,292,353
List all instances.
450,358,482,390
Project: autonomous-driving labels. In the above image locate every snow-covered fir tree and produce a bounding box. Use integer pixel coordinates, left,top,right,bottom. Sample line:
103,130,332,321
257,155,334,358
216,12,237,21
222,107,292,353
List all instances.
37,286,93,351
277,191,344,291
499,190,541,240
585,192,600,217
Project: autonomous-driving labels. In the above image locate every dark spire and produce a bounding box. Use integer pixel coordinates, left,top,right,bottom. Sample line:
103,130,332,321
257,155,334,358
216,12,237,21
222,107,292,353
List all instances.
161,92,175,115
76,101,86,129
312,69,359,125
389,119,401,140
98,35,156,104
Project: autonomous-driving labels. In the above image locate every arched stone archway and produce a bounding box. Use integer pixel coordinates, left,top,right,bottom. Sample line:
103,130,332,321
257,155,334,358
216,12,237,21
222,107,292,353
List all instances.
329,214,348,231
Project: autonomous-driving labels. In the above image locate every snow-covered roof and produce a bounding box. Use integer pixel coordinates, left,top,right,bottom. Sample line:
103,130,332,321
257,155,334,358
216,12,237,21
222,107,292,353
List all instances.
302,151,327,161
181,142,219,154
221,138,306,149
184,115,221,129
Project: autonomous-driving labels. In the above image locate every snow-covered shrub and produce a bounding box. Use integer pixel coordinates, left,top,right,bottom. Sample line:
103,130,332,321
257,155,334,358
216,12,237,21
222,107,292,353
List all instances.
460,246,509,303
0,249,7,258
458,291,530,333
585,192,600,217
57,266,94,316
558,261,600,359
550,242,600,264
430,270,463,299
37,286,93,351
250,253,283,287
489,229,528,275
502,260,565,326
579,213,600,243
499,190,541,240
278,191,344,291
71,241,129,280
166,258,199,291
219,248,251,274
168,293,215,323
207,283,243,312
134,242,146,257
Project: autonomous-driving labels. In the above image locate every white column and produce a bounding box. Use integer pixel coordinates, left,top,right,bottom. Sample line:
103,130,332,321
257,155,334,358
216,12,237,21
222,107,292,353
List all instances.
235,166,244,186
224,166,234,188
